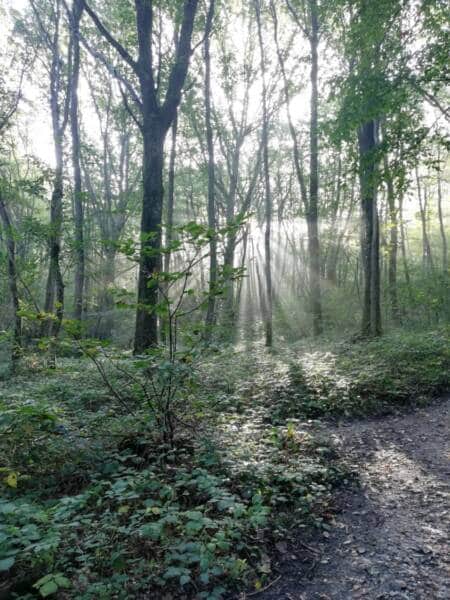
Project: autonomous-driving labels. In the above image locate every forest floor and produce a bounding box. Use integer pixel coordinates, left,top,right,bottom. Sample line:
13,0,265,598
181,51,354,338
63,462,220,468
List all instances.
257,397,450,600
1,329,449,599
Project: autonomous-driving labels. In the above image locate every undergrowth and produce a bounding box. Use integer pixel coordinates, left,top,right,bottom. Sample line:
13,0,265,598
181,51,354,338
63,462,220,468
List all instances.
0,352,344,599
1,328,446,598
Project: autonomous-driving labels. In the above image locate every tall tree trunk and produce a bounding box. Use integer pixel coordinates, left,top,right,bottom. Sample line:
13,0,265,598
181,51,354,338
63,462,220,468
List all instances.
39,0,67,338
416,166,433,270
0,192,21,357
398,193,413,306
70,0,85,322
132,0,199,353
97,246,116,339
163,115,178,276
436,153,448,273
384,155,400,324
160,115,178,345
42,136,65,337
272,0,322,336
134,125,165,352
204,0,217,337
222,146,240,330
307,0,323,336
255,0,273,347
359,119,382,336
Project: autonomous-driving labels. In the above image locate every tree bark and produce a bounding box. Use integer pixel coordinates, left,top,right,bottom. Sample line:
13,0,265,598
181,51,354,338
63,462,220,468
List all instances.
204,0,217,337
69,0,85,322
307,0,322,336
255,0,273,347
436,149,448,274
384,155,400,324
38,0,68,338
163,115,178,277
359,119,382,336
134,125,165,351
416,166,433,271
0,191,21,357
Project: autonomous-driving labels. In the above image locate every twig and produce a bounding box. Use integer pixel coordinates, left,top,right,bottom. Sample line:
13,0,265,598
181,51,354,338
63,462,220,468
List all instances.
246,575,281,597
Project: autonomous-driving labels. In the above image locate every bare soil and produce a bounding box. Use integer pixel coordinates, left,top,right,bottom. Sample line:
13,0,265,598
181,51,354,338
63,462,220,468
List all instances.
254,398,450,600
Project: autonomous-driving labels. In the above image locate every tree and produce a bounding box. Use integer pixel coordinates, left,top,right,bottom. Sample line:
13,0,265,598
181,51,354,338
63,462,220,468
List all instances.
29,0,72,338
67,0,85,322
0,191,21,356
254,0,273,347
82,0,200,352
273,0,323,335
358,119,381,336
203,0,217,337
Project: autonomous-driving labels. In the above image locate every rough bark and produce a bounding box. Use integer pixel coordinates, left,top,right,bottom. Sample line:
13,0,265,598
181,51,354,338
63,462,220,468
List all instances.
163,115,178,277
69,0,85,321
0,191,21,356
359,119,382,337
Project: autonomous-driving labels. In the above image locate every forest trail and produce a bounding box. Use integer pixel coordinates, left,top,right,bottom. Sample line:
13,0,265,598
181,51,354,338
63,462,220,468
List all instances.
257,398,450,600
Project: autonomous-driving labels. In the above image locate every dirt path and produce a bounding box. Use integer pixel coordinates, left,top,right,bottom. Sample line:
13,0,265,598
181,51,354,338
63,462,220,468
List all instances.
258,398,450,600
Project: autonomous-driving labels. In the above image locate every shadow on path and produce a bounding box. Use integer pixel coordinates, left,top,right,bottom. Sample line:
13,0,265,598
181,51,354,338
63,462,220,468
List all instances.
254,397,450,600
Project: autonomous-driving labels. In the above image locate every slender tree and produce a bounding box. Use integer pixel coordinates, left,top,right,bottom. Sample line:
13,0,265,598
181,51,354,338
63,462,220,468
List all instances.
0,191,21,356
203,0,217,336
68,0,85,322
273,0,323,335
254,0,273,347
30,0,71,338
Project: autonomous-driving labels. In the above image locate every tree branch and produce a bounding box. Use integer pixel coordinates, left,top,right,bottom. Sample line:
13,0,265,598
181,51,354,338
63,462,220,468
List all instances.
161,0,199,130
82,0,138,73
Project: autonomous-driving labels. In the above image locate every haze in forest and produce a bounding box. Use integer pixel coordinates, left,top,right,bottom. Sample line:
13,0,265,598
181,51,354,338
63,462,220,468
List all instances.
0,1,448,598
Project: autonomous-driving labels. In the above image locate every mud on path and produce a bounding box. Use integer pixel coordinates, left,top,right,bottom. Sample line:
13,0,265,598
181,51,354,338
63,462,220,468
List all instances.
257,398,450,600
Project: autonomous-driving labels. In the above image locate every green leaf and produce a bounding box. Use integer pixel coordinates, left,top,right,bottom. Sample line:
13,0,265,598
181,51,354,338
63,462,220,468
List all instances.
38,581,58,597
53,575,71,588
140,522,163,540
0,557,15,571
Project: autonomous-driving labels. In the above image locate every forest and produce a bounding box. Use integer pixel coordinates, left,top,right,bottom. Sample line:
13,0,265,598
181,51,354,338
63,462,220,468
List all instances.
0,0,449,598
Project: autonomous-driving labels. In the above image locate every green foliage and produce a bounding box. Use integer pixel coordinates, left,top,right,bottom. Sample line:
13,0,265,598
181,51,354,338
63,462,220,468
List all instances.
284,329,450,419
0,348,345,598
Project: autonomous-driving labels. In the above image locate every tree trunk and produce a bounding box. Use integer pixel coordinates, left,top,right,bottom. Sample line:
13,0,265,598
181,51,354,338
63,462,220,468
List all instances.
416,166,433,270
359,120,381,336
204,0,217,337
134,125,165,353
41,0,66,338
436,153,448,273
307,0,323,336
0,192,21,357
398,193,413,306
42,140,65,337
255,0,273,347
384,155,400,324
70,0,85,322
163,115,178,276
133,0,199,353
